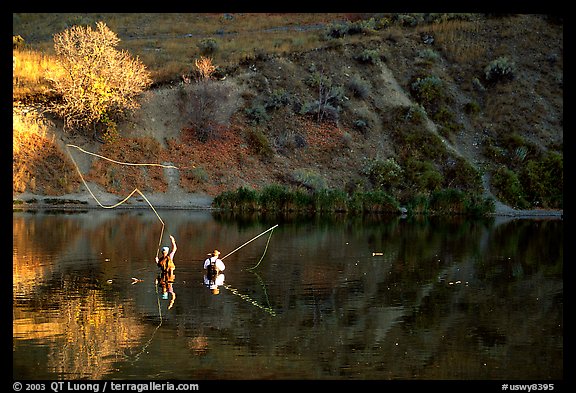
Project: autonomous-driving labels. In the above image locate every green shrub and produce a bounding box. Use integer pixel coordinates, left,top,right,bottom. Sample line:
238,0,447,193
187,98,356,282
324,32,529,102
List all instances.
354,190,400,213
245,103,270,124
429,188,467,214
184,166,209,184
520,151,563,208
265,88,292,109
353,119,370,134
314,189,348,212
362,157,404,190
402,105,427,124
213,186,258,211
443,156,483,193
410,75,444,107
464,194,495,217
324,22,349,39
432,105,462,137
491,167,529,209
306,70,332,89
258,184,311,212
197,38,219,54
394,14,424,27
417,48,441,65
354,49,381,64
404,158,444,192
484,56,516,83
405,190,494,216
347,18,378,34
293,169,327,191
405,193,430,214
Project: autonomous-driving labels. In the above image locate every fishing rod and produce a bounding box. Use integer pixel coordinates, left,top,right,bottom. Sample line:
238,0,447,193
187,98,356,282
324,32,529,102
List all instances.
221,224,279,260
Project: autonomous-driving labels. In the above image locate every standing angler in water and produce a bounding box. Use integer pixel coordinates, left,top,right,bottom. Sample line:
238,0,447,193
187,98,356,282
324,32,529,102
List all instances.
156,235,177,305
203,249,226,295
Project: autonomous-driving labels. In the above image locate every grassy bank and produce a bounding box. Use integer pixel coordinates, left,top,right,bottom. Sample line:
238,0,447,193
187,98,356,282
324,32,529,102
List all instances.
213,184,495,217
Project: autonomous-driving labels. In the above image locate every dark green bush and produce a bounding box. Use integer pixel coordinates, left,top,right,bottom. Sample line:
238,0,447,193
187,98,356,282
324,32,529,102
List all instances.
520,151,563,208
245,103,270,124
428,188,467,214
314,189,348,212
443,156,483,193
404,158,444,192
491,167,530,209
348,190,399,213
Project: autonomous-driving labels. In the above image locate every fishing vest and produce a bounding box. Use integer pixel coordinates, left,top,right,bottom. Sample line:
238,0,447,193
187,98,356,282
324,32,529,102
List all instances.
206,257,219,278
158,255,175,280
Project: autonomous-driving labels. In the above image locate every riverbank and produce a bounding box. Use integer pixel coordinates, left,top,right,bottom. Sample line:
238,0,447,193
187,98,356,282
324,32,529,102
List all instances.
12,187,214,211
13,190,563,218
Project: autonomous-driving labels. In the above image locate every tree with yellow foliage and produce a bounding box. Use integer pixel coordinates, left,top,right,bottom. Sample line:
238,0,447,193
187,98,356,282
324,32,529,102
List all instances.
49,21,151,135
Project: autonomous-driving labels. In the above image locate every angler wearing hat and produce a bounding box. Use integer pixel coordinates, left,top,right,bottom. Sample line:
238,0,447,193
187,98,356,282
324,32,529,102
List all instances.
203,249,226,295
204,249,226,275
156,235,177,285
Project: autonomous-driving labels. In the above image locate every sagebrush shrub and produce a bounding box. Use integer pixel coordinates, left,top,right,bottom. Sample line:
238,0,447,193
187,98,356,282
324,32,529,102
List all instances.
410,75,444,105
484,56,516,83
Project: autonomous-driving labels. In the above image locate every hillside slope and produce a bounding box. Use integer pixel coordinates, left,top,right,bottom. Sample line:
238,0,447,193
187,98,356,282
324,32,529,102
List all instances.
13,14,563,215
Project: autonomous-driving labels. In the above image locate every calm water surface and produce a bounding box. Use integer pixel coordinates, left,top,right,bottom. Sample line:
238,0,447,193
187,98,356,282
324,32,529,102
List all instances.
12,209,563,380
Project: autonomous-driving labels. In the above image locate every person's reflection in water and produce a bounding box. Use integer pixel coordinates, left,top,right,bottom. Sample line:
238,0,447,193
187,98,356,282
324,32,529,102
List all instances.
204,271,225,295
204,249,226,295
158,279,176,309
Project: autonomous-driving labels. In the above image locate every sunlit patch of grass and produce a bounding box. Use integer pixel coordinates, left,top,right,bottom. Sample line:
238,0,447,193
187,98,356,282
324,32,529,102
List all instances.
13,108,47,157
13,109,80,194
13,49,65,101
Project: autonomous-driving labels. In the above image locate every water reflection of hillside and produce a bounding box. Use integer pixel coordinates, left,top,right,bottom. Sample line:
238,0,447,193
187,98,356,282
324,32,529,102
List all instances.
13,211,562,379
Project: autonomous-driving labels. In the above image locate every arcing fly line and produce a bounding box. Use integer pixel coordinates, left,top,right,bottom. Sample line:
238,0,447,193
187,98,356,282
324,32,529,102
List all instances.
246,226,275,270
66,143,174,365
220,225,279,316
221,224,279,261
66,144,176,258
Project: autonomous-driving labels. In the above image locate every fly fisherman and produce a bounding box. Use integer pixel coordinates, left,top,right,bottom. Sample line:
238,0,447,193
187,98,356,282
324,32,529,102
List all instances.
204,249,225,276
203,250,226,295
156,235,177,301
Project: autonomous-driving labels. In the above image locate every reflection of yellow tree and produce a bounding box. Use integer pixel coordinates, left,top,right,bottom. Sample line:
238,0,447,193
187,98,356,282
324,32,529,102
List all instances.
14,288,145,379
13,216,83,297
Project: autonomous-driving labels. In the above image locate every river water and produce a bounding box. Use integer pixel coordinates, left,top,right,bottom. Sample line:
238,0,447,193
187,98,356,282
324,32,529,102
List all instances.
12,209,563,380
